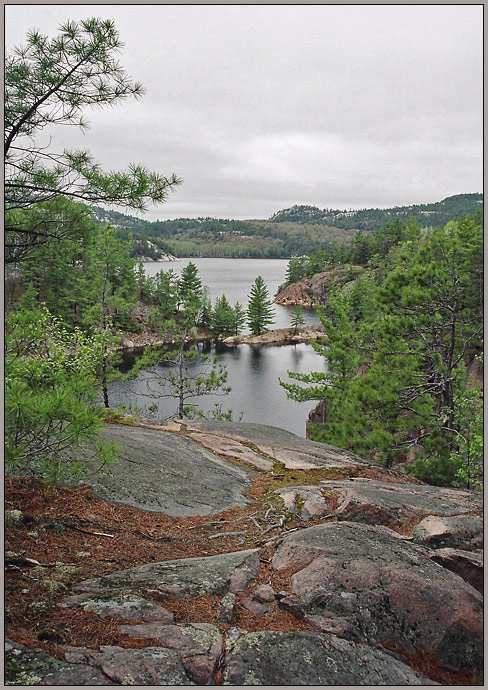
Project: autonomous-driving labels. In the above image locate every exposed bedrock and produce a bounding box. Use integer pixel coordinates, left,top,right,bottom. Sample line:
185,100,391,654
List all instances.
83,425,256,516
271,521,483,674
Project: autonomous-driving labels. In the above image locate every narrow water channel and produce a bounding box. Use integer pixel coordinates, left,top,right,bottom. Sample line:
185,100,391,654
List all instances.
108,258,326,437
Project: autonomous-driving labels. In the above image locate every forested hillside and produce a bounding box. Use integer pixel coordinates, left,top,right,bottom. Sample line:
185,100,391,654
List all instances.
94,193,483,259
271,193,483,229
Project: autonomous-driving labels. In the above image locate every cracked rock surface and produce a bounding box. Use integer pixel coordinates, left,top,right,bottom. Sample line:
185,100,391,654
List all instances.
5,421,483,685
272,521,483,672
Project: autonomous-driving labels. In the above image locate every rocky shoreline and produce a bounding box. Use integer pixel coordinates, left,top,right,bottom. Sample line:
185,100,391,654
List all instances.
223,325,325,346
119,326,325,351
274,265,365,307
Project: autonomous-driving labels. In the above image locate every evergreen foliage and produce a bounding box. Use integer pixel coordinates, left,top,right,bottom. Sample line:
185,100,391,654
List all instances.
232,302,247,336
290,305,305,334
281,211,483,487
5,17,180,263
177,262,203,312
125,318,231,420
212,295,235,336
246,276,276,335
5,298,117,481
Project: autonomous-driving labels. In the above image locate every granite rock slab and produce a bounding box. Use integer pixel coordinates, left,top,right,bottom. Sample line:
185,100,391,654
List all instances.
413,513,483,550
81,424,256,516
183,420,372,469
5,640,117,685
58,592,175,623
272,521,483,673
74,549,259,599
64,644,194,685
317,478,482,529
118,622,222,685
221,629,437,685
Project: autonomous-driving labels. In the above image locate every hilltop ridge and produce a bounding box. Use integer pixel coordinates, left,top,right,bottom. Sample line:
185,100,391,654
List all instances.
93,193,483,259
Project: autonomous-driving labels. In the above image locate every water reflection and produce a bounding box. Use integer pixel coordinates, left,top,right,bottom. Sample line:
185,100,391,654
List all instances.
108,341,327,437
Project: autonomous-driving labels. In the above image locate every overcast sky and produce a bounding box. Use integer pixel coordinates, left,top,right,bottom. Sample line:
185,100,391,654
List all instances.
5,4,483,221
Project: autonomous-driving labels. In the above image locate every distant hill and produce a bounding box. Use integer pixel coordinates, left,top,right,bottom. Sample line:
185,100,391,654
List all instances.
270,194,483,230
93,193,483,259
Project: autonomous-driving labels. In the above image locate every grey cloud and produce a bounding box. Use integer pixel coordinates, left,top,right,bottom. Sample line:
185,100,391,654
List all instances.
5,4,483,220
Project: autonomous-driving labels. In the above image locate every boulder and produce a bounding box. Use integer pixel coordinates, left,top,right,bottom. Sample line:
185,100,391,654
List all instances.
74,549,259,599
241,597,269,616
218,593,238,623
253,583,276,603
317,478,482,528
413,514,483,550
221,629,436,685
272,522,483,673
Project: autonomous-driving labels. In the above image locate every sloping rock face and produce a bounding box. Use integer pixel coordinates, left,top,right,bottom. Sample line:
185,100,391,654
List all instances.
5,421,483,685
181,420,372,471
73,549,260,598
222,629,436,685
82,425,256,515
271,522,483,674
4,640,118,686
276,478,482,529
430,549,484,594
63,644,194,685
413,513,483,550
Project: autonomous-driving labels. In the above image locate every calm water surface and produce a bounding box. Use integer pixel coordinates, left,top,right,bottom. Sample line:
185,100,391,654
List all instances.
109,259,326,437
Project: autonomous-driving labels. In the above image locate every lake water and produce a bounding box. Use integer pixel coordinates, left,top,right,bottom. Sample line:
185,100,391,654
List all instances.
108,258,326,437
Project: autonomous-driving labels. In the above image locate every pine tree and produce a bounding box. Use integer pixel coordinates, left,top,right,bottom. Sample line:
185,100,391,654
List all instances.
290,305,305,335
5,299,117,481
125,318,231,420
232,302,247,335
212,295,235,336
5,18,180,263
246,276,275,335
178,262,203,312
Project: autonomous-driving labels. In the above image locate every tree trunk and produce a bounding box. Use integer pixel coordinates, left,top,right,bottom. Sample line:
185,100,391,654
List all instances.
102,358,109,408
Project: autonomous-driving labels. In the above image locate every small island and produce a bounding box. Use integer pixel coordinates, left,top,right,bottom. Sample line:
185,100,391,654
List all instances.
223,325,325,346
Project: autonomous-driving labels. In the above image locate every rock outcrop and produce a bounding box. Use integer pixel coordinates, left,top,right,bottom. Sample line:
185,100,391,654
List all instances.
83,425,256,516
5,421,483,685
274,265,365,307
223,325,325,346
271,522,483,672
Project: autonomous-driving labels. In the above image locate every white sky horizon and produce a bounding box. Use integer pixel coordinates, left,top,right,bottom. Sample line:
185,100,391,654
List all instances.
5,4,483,222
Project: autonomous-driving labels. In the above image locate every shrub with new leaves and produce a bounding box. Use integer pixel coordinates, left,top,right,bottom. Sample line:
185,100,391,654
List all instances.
5,300,117,482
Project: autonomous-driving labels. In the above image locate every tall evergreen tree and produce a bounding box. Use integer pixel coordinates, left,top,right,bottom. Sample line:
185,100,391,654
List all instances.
178,262,203,312
246,276,275,335
212,295,235,336
232,302,247,336
281,212,483,487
